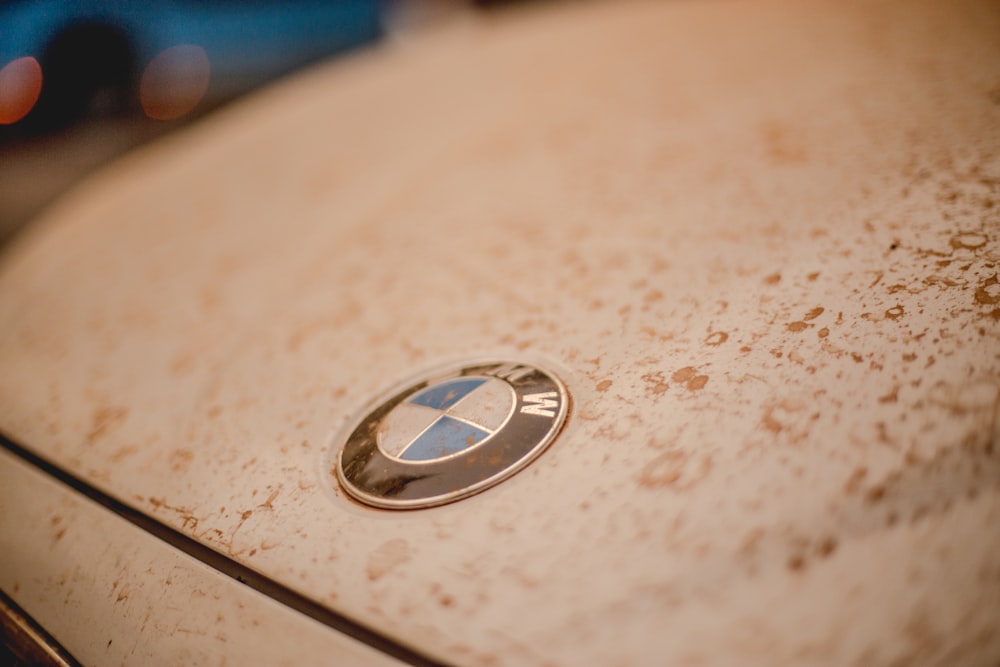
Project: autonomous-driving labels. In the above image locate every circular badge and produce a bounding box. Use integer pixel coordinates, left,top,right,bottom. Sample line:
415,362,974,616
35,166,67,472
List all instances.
335,360,569,509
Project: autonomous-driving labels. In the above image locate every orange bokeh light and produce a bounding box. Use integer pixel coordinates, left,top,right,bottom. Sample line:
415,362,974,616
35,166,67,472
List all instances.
0,57,43,125
140,44,210,121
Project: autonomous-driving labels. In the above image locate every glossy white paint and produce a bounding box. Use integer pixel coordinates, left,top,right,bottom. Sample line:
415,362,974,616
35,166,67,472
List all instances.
0,0,998,665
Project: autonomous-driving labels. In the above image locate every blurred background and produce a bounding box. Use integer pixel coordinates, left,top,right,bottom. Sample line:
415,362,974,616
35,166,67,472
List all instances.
0,0,516,247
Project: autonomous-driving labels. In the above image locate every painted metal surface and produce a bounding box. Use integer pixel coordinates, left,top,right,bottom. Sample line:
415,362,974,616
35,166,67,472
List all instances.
0,0,998,665
0,448,406,666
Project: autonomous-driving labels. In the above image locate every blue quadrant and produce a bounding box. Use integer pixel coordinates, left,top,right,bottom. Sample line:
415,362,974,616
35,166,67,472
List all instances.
400,416,491,461
408,378,487,410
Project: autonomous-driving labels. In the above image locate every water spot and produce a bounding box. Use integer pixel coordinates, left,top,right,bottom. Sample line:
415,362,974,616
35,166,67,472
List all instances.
950,233,987,250
885,305,905,320
975,274,1000,305
641,371,669,396
671,367,709,391
878,386,899,403
761,399,807,437
638,449,713,490
672,367,696,382
705,331,728,346
688,375,708,390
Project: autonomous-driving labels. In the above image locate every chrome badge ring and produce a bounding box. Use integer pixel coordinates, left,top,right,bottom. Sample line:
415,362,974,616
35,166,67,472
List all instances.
334,360,569,509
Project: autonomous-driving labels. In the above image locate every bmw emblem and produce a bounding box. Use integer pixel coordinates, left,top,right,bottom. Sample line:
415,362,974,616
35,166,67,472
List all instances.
334,360,569,509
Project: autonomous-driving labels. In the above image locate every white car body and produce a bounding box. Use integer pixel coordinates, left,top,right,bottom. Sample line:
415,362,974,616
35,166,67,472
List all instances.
1,0,998,665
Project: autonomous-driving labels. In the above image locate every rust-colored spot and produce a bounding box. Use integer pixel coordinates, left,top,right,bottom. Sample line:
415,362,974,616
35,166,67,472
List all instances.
885,305,905,320
638,450,713,490
688,375,708,390
109,445,138,462
807,272,820,281
169,449,194,472
86,406,128,444
950,232,988,250
260,488,280,510
817,537,838,558
595,380,613,392
817,327,829,338
803,307,825,321
763,272,781,285
705,331,728,346
787,555,806,571
670,366,709,391
866,485,886,503
762,410,783,433
845,469,869,495
975,274,1000,305
878,386,899,403
644,289,664,304
641,371,669,396
671,367,696,383
760,399,807,438
786,321,810,332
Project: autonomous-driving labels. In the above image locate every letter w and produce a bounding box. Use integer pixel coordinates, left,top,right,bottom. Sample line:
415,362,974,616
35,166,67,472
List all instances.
520,392,559,417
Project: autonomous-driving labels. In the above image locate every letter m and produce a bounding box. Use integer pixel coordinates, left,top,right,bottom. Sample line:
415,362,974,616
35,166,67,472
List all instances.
520,392,559,418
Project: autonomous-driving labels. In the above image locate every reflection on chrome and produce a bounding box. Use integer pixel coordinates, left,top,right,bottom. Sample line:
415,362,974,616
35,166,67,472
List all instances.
139,45,211,121
0,57,43,125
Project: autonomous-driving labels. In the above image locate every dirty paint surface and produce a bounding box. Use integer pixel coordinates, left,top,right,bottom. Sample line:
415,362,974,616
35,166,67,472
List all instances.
0,449,406,666
0,0,998,665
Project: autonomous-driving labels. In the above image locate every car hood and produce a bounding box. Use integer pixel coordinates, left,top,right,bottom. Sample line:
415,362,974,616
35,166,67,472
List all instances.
1,0,998,664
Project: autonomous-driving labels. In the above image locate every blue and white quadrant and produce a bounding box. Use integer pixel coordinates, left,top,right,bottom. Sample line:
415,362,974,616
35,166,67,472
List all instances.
377,377,516,462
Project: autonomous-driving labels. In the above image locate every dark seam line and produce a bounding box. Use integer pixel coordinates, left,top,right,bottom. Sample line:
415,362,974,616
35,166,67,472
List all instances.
0,587,83,667
0,432,454,667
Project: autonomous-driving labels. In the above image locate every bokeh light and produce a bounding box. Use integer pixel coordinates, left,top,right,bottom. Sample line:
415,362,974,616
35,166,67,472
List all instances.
139,45,210,121
0,57,43,125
